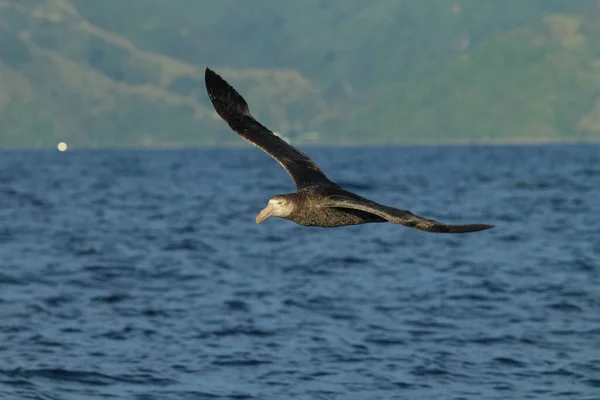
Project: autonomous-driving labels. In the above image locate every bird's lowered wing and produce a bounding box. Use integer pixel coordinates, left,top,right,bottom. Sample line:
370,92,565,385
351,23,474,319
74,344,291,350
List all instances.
204,68,339,190
324,196,494,233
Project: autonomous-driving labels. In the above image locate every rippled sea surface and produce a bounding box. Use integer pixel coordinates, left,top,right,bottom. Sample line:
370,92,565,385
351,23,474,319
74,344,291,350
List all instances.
1,144,599,400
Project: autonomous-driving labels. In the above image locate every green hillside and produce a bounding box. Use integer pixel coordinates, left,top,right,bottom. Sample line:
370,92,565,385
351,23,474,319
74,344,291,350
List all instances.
344,11,600,144
0,0,599,147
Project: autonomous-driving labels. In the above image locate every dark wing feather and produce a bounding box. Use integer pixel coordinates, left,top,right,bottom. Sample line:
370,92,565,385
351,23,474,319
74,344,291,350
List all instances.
204,67,339,190
325,196,494,234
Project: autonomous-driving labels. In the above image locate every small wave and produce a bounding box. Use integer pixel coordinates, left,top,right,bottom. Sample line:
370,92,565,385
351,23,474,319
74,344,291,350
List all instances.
409,366,450,377
26,334,65,348
211,357,272,367
91,294,131,304
547,301,583,313
263,235,285,243
173,224,196,234
392,381,413,389
0,228,14,243
287,256,368,276
162,238,217,253
585,379,600,388
404,318,458,330
223,299,251,312
320,256,367,265
364,335,406,346
446,293,491,302
159,390,253,399
513,181,553,190
0,368,176,387
492,356,526,368
141,308,170,317
43,295,74,308
577,168,600,177
470,334,519,345
0,273,24,285
203,326,276,338
95,326,157,341
0,187,51,209
497,233,528,242
542,368,584,378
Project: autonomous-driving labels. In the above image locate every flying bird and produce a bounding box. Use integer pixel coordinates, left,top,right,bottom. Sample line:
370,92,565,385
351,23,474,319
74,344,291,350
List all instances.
204,67,494,233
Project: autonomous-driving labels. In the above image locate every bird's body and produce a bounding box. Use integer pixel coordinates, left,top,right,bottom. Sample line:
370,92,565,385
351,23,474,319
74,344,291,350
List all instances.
204,67,494,234
271,186,387,228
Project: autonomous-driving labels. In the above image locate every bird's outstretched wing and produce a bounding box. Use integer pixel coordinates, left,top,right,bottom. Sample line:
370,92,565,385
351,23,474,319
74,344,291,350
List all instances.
325,196,494,233
204,67,339,190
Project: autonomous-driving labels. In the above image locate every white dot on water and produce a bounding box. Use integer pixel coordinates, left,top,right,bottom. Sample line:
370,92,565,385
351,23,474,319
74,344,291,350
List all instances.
57,142,67,152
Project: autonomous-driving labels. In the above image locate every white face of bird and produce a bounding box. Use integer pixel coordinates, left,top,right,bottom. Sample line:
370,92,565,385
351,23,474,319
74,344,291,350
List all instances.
255,195,294,224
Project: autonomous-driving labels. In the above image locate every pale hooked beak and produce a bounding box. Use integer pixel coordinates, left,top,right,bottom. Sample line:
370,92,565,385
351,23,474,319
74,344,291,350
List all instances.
255,204,274,224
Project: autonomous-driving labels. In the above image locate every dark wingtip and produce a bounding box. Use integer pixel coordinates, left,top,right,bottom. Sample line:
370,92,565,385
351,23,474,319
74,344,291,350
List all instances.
452,224,495,233
204,67,222,92
204,67,250,121
204,67,217,80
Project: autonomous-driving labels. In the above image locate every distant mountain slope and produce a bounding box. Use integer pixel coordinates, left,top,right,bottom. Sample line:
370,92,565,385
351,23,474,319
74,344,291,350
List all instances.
0,0,334,147
342,8,600,144
0,0,598,147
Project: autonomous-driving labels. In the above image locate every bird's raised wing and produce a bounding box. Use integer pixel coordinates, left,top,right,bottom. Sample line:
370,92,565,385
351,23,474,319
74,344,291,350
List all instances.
325,196,494,233
204,68,339,190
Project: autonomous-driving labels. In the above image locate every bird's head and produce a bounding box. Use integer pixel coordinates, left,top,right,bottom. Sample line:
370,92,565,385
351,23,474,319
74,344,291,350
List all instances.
256,195,295,224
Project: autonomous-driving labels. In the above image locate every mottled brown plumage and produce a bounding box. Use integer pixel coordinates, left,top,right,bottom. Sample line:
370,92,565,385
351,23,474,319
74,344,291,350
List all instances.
205,67,494,233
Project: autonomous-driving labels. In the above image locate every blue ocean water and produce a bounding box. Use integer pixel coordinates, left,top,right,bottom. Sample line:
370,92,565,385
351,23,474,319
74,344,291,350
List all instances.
0,144,599,400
